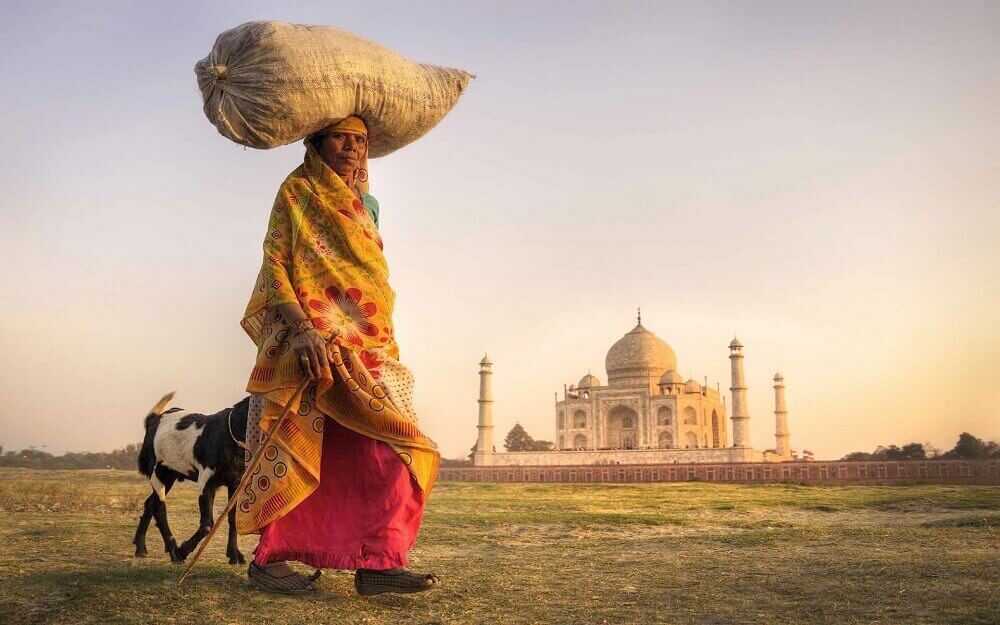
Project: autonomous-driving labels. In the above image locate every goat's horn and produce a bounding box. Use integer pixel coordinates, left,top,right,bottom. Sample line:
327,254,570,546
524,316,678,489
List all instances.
149,391,175,416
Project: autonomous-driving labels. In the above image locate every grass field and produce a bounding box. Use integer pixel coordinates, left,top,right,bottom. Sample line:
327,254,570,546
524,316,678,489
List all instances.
0,468,997,625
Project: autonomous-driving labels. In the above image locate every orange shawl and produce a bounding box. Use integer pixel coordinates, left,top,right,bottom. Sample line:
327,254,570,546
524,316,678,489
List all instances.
236,145,439,534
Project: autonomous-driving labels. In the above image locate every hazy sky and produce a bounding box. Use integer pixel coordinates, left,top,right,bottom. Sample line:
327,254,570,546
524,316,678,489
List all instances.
1,1,997,460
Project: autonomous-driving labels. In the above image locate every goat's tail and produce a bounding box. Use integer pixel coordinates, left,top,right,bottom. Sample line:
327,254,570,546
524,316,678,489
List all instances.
138,391,174,476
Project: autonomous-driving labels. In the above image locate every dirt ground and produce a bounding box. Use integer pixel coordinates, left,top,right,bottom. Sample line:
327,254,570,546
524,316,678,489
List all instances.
0,468,997,625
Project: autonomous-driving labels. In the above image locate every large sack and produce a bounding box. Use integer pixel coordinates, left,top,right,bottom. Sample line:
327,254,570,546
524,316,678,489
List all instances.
195,21,472,157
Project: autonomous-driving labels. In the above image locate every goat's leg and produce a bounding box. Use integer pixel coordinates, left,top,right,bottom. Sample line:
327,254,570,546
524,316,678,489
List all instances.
225,485,246,565
177,484,217,560
132,492,158,557
150,470,182,562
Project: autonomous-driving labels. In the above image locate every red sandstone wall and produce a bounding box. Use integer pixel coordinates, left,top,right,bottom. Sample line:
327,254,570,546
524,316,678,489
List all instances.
438,460,1000,485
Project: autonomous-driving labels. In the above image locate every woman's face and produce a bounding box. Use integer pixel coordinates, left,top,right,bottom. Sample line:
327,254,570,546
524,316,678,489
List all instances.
318,131,367,178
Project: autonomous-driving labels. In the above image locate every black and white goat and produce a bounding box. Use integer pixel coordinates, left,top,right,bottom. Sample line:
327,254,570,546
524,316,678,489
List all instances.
133,392,249,565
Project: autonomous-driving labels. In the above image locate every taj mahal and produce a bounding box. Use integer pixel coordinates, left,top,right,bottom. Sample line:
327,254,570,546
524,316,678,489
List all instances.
472,314,794,466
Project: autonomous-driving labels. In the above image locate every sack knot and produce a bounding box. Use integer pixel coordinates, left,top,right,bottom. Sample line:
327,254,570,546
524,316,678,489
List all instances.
208,64,228,81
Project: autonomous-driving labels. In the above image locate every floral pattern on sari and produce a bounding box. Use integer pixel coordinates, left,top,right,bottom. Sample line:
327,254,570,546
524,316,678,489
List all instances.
308,286,379,347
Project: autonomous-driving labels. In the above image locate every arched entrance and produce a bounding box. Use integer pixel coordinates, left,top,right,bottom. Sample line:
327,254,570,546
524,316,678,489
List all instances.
573,433,588,449
658,430,674,448
606,405,638,449
657,406,672,426
683,406,698,425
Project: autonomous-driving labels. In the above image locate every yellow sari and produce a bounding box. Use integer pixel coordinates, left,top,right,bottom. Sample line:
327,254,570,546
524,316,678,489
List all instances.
236,143,439,534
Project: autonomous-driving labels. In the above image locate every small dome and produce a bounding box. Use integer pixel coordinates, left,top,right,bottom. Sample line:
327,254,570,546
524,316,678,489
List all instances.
685,378,702,392
773,371,784,382
480,354,492,365
659,370,684,385
729,337,743,349
578,373,601,389
568,383,577,391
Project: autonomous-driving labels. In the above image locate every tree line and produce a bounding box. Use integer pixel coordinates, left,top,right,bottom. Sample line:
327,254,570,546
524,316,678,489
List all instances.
1,431,996,470
840,433,1000,461
0,443,141,470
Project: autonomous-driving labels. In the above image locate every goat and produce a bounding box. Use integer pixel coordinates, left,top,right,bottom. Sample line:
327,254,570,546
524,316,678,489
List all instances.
133,392,248,565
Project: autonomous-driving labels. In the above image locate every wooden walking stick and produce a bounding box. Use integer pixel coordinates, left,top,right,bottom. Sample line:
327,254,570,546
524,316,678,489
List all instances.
178,378,310,583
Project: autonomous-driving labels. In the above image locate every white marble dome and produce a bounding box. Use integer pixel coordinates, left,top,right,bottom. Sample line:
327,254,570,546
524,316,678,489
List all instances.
605,323,677,387
578,373,601,389
659,369,684,385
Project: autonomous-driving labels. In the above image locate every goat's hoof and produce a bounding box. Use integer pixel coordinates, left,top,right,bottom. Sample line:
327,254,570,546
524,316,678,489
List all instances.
228,552,246,565
134,547,148,558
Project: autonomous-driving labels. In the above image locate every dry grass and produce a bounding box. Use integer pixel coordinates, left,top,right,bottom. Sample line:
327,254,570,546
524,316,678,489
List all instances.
0,468,997,625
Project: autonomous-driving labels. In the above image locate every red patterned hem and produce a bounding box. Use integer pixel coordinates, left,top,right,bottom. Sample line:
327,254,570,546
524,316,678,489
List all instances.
253,545,408,571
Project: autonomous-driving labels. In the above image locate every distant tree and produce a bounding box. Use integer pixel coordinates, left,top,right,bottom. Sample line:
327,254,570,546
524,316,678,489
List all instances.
504,423,533,452
107,443,141,470
873,445,905,460
843,442,924,461
841,451,873,461
0,443,141,469
528,439,555,452
20,449,55,464
988,442,1000,459
900,443,926,460
945,432,988,459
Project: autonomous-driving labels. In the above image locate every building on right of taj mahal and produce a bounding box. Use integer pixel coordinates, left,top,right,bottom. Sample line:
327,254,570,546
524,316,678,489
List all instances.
473,314,798,467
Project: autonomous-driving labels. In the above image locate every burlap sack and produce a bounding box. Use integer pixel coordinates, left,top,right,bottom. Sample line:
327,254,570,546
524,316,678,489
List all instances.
195,21,472,156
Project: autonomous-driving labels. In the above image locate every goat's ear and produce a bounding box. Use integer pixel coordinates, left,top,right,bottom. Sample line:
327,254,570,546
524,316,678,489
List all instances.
149,391,175,416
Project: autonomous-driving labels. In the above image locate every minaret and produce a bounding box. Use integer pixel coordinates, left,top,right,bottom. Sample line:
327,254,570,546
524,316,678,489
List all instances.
729,337,750,447
773,371,790,459
473,354,495,466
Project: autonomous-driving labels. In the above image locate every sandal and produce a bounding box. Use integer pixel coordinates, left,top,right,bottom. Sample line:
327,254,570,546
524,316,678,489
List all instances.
354,568,441,596
247,561,322,595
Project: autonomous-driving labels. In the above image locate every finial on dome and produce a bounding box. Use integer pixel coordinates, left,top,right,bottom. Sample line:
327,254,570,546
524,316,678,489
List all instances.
637,307,642,325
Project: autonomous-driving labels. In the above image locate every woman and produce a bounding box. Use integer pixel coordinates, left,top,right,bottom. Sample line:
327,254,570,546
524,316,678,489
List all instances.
237,115,441,595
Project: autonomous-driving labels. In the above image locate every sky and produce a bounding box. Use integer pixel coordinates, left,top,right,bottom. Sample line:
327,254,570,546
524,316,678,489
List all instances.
0,0,997,460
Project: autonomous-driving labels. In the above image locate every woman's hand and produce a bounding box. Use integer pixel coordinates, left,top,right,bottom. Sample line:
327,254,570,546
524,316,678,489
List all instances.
275,303,342,380
289,326,334,380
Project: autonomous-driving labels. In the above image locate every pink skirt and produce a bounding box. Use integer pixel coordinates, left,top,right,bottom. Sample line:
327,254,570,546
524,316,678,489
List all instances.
253,417,426,570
